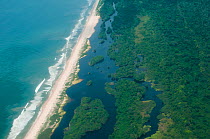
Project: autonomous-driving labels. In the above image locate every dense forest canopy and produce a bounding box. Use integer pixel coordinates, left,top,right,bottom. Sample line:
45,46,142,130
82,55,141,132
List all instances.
99,0,210,138
89,55,104,66
64,97,109,139
105,80,155,138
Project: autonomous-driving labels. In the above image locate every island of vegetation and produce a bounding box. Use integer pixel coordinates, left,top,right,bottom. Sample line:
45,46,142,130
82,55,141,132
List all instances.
50,0,209,138
86,80,93,86
64,97,109,139
98,22,107,41
89,55,104,66
99,0,209,138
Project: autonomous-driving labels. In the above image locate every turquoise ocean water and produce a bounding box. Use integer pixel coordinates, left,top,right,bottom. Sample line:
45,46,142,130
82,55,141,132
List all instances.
0,0,95,138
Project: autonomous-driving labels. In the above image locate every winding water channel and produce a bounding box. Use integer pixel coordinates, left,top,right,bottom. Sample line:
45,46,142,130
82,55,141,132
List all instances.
51,4,163,138
139,82,163,139
51,8,118,139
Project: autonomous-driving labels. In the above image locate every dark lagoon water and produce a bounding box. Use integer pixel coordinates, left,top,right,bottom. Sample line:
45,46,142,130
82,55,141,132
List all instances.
51,17,118,138
0,0,96,138
139,82,163,139
51,4,163,138
51,7,120,138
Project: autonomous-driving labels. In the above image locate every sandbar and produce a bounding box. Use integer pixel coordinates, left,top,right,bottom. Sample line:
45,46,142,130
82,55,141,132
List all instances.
24,0,100,138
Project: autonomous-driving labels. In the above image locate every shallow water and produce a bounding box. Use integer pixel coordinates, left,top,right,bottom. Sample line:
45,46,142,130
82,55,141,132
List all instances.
0,0,93,138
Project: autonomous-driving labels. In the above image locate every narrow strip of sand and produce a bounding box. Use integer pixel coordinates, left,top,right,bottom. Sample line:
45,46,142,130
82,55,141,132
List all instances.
24,0,100,138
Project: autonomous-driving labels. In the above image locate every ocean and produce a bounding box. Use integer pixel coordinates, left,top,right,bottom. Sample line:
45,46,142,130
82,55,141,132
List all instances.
0,0,95,138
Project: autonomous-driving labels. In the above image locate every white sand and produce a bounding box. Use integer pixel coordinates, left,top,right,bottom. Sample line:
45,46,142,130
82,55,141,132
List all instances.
24,0,100,138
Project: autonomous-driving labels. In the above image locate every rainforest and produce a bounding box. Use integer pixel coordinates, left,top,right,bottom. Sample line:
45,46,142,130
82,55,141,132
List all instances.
99,0,209,138
49,0,209,138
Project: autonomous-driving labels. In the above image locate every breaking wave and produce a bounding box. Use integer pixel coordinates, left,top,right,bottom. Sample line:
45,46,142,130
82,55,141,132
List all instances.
7,0,94,138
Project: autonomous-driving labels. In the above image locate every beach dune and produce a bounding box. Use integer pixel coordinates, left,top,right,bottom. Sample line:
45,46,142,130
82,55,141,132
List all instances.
24,0,100,138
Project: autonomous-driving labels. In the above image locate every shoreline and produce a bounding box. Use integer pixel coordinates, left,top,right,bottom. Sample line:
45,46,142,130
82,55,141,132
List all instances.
24,0,100,138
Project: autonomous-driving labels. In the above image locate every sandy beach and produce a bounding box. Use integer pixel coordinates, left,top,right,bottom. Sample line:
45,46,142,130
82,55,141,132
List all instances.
24,0,100,138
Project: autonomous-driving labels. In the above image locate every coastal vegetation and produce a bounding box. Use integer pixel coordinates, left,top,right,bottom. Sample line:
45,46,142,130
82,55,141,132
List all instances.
38,62,82,139
99,0,210,138
86,80,93,86
49,0,209,138
64,97,109,139
38,93,68,139
98,22,107,42
81,39,91,58
89,56,104,66
105,80,155,138
107,27,112,34
99,0,115,21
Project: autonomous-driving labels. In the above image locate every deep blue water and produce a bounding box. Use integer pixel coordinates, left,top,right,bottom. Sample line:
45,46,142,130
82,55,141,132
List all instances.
0,0,95,138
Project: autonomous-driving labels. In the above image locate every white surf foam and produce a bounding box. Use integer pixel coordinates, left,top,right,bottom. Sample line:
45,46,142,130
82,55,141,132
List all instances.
24,103,29,109
35,78,45,93
7,0,93,138
7,90,44,139
88,0,94,6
